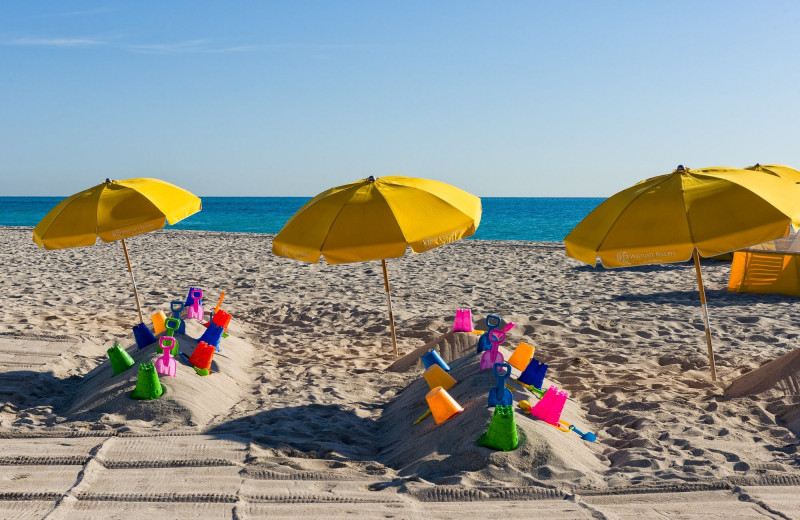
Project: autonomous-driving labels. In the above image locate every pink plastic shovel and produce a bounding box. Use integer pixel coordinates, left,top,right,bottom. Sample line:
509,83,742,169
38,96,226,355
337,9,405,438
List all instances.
480,329,506,370
154,336,177,377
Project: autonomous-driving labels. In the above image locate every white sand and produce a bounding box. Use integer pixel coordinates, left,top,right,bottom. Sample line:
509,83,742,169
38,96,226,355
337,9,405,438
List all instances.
1,226,799,518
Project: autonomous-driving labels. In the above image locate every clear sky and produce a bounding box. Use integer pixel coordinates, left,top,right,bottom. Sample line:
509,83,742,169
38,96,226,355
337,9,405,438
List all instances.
2,1,799,197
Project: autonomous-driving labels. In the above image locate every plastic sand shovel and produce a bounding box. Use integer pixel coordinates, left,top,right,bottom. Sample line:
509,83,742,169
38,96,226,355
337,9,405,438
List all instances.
413,409,432,424
479,329,505,370
476,314,502,353
169,301,186,334
488,362,513,407
154,336,177,377
186,289,204,320
214,291,225,314
511,379,545,399
184,287,200,308
559,420,596,442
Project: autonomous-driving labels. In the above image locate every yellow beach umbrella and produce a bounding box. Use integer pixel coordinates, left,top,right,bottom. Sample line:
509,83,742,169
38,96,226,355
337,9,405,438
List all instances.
33,178,201,346
273,175,482,357
564,165,800,381
745,163,800,184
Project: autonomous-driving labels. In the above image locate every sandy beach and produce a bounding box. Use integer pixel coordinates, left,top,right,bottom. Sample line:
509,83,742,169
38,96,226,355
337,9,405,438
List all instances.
1,225,799,519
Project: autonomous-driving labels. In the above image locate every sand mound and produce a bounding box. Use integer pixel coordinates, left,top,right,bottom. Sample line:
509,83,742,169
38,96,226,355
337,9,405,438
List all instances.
378,345,609,493
67,320,253,428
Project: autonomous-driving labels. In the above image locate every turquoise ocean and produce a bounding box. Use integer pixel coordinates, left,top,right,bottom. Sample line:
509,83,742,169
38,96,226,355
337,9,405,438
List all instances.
0,197,604,242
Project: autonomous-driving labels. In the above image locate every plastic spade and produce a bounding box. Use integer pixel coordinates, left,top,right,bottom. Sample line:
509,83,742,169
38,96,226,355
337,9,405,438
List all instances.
480,329,506,370
154,336,177,377
488,362,513,407
559,420,596,442
476,314,502,353
170,301,186,334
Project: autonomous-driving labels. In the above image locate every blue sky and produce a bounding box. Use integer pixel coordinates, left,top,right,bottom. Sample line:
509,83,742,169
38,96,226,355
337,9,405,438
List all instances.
2,1,799,197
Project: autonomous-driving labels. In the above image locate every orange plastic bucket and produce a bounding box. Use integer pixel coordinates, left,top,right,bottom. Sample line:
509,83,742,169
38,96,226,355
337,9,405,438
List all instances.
425,386,463,424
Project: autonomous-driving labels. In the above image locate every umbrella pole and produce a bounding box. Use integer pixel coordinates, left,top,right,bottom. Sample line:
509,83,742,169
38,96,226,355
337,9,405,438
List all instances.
381,259,399,358
692,249,717,382
121,238,145,324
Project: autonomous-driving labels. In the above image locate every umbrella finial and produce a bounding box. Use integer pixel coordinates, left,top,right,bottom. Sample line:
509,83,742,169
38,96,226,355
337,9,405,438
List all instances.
105,178,111,183
368,176,376,183
676,165,686,172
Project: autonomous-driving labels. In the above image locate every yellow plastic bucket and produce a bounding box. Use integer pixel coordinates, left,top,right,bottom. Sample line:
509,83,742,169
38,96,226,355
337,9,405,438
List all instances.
423,364,456,391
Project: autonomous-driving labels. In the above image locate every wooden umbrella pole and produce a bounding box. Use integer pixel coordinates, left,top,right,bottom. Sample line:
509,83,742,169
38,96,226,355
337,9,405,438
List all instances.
121,238,145,324
382,259,399,358
692,248,717,382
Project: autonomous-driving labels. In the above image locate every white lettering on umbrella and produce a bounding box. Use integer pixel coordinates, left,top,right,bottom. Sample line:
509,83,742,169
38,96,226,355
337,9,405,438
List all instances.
111,221,163,240
616,250,677,265
422,229,464,249
277,243,312,261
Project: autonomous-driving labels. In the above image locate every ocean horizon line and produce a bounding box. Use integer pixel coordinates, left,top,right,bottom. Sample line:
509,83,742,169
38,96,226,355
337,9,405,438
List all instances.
0,196,604,242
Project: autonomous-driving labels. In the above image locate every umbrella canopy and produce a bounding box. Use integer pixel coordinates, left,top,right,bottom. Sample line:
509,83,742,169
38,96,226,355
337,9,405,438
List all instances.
273,175,482,357
33,178,201,249
273,175,481,264
745,163,800,184
565,166,800,268
33,178,201,342
564,165,800,381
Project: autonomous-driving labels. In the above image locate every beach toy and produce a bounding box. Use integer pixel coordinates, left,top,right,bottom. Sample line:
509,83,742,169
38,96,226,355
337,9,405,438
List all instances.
423,364,456,391
107,343,135,376
163,318,181,355
209,308,232,333
132,322,158,350
151,311,167,335
451,308,474,332
184,286,201,308
214,291,225,314
199,321,225,351
507,342,535,372
425,386,463,424
519,399,532,414
180,351,211,376
488,362,513,407
170,301,186,334
154,336,177,377
559,420,596,442
517,358,548,390
476,314,502,353
531,385,568,426
413,409,431,424
477,404,518,451
479,329,506,370
186,289,204,320
421,349,450,372
511,379,544,399
130,363,163,400
187,341,215,371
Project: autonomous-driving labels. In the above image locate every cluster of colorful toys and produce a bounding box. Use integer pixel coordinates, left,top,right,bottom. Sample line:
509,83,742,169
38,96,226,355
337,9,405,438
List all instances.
414,349,462,425
413,308,596,451
106,287,234,400
474,312,596,448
